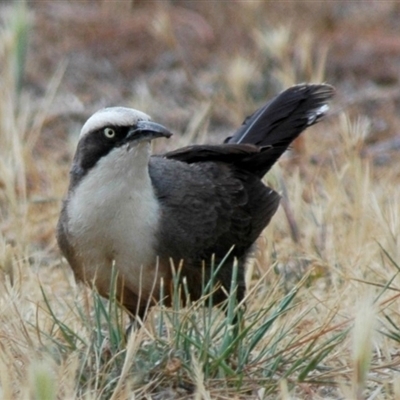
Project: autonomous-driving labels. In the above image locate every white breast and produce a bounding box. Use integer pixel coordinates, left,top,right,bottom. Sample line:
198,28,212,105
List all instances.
66,142,162,295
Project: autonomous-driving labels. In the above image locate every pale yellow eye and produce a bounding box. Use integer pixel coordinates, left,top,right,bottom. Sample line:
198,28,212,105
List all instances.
104,127,116,138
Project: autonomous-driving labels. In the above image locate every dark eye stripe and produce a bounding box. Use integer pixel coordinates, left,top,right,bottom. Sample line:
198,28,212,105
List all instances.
70,126,132,187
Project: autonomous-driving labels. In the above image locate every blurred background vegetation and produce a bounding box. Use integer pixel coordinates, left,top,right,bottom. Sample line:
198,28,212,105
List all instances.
1,1,400,399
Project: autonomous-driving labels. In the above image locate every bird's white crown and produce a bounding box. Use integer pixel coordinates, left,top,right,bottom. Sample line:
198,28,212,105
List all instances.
80,107,151,139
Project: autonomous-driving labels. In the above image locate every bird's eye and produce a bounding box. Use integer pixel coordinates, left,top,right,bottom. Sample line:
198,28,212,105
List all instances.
104,127,116,139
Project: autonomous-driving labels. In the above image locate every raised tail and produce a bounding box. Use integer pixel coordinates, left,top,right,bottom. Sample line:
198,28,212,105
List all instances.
226,83,334,146
163,84,334,178
224,83,335,177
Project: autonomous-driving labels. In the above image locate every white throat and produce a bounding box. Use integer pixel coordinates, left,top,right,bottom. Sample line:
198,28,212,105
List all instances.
66,142,160,290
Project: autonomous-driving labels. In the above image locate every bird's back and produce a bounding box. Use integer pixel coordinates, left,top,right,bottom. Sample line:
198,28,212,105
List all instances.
149,83,335,303
149,156,280,302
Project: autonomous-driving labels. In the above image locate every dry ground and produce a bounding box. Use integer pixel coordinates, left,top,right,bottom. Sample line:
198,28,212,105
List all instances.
1,1,400,399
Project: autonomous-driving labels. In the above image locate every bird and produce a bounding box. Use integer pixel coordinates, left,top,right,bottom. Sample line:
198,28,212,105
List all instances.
57,83,334,320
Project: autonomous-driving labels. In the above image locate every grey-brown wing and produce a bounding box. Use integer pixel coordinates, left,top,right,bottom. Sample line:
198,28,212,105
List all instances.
149,156,280,267
163,143,262,164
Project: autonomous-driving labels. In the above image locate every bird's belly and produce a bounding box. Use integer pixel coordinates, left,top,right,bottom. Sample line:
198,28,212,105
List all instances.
68,223,171,307
66,171,165,302
72,241,169,301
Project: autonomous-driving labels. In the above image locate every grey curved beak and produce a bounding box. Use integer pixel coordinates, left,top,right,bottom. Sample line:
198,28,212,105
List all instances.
126,120,172,142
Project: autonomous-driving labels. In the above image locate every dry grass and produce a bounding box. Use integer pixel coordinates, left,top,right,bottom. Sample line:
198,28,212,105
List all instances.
1,1,400,399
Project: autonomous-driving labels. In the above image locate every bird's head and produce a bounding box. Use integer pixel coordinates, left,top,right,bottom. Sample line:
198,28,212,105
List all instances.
71,107,172,180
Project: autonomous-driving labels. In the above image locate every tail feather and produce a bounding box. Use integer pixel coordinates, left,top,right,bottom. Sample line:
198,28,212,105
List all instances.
164,83,334,178
226,83,335,147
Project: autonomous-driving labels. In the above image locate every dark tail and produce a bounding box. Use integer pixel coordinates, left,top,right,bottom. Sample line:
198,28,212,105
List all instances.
225,83,335,177
164,84,334,177
226,84,334,146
